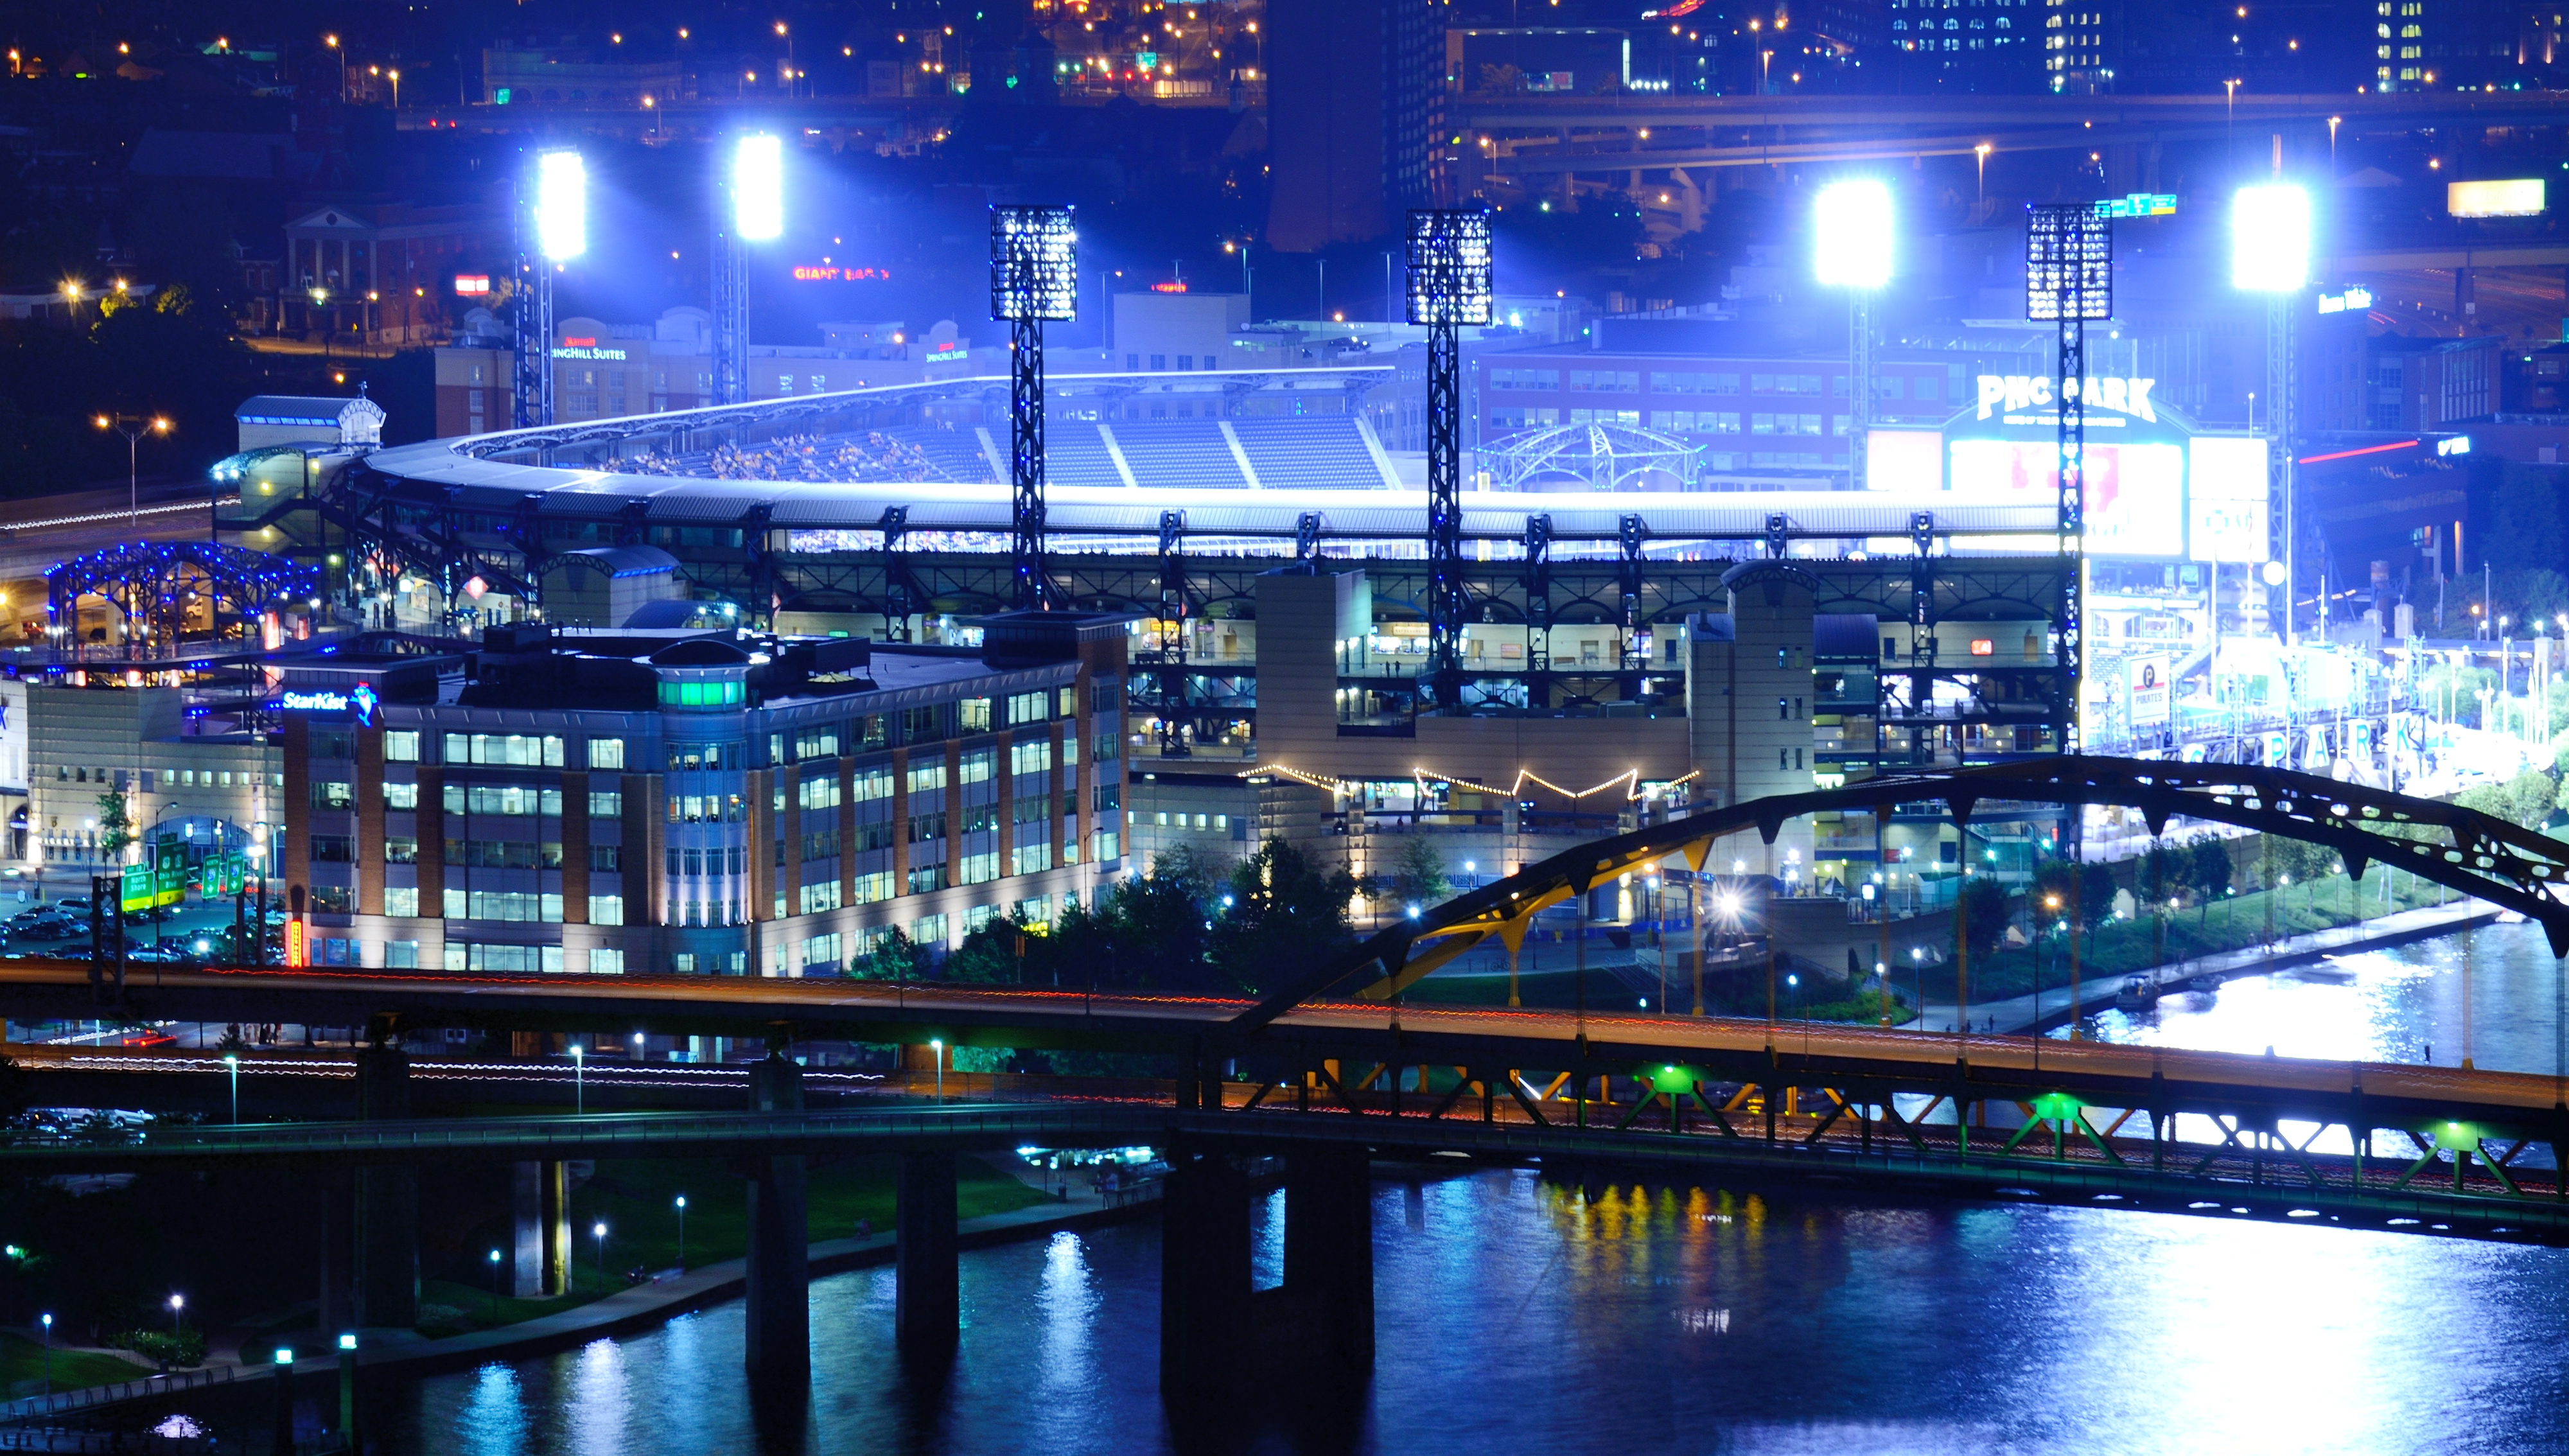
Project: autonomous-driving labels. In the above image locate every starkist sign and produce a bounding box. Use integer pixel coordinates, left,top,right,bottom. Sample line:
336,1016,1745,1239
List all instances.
1976,374,2159,424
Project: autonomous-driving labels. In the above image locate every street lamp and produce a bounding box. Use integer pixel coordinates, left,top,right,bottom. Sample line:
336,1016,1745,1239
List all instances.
487,1247,503,1315
387,68,399,107
324,33,345,101
1975,143,1992,206
93,412,172,534
570,1042,584,1113
169,1293,185,1331
224,1053,240,1123
674,1195,688,1269
929,1037,945,1102
39,1313,51,1395
593,1222,609,1286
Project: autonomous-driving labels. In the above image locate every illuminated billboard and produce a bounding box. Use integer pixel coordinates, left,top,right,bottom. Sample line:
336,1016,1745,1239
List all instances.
1864,428,1942,492
1947,439,2184,557
2448,179,2545,219
2188,436,2270,564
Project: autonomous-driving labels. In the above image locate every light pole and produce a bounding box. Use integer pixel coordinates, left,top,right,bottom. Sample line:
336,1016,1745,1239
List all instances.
324,33,346,100
224,1052,240,1123
170,1293,185,1332
487,1248,502,1317
39,1312,51,1395
571,1042,584,1113
1975,143,1992,206
94,412,171,534
930,1037,945,1102
593,1222,609,1287
674,1195,687,1268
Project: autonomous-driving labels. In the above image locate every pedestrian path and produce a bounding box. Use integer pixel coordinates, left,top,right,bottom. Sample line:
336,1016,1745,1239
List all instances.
1912,899,2498,1035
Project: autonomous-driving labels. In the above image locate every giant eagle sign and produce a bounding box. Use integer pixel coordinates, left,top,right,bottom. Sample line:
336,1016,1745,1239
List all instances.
1976,374,2159,425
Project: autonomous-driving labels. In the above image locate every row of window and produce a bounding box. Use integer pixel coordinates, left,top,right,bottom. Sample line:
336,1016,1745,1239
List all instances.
1487,369,1868,397
1490,408,1844,436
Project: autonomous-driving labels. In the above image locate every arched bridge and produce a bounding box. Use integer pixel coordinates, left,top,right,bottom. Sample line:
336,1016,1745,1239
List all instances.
1237,755,2569,1033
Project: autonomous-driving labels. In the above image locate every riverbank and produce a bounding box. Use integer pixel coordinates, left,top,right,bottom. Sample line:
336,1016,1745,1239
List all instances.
1913,898,2500,1035
3,1155,1157,1421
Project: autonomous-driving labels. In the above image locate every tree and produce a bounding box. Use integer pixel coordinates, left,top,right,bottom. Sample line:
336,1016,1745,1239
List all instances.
946,916,1035,983
1020,858,1218,994
2459,769,2559,831
1959,875,2011,961
94,791,132,859
1207,837,1360,996
2188,837,2233,923
2139,841,2186,912
2078,862,2116,952
853,926,929,981
1386,834,1450,912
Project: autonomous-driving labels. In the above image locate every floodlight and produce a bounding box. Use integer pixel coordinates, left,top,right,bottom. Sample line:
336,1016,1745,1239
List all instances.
990,205,1078,322
536,151,587,261
2231,185,2310,293
734,135,783,242
2025,204,2112,320
1404,209,1494,326
1814,180,1893,289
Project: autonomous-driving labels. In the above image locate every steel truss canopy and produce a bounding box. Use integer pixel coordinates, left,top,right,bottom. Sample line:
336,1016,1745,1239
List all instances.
990,205,1079,323
1233,757,2569,1035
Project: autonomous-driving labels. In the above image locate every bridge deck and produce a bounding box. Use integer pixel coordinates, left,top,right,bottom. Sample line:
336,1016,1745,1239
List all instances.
4,962,2560,1125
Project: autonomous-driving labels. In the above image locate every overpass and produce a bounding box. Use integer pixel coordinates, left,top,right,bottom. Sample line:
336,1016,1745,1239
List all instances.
7,757,2566,1395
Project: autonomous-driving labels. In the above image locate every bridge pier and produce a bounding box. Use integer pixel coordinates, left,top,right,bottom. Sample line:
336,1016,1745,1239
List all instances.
511,1161,571,1297
1160,1148,1252,1403
895,1151,960,1356
1272,1151,1374,1375
743,1051,809,1380
353,1044,417,1330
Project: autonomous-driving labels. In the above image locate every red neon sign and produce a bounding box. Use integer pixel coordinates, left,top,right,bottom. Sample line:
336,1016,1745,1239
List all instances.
284,918,307,967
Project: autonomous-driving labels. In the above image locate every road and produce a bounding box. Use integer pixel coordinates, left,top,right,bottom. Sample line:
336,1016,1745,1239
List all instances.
4,958,2565,1121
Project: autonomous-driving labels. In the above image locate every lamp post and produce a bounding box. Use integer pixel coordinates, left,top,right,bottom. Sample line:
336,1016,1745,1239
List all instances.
324,33,346,101
93,412,172,534
487,1248,503,1316
224,1052,240,1123
593,1222,608,1287
674,1195,688,1269
930,1037,945,1103
39,1312,51,1395
571,1042,584,1113
1975,142,1992,206
170,1292,185,1332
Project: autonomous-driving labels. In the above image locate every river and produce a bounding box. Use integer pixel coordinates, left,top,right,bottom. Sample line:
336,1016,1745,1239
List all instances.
193,924,2569,1453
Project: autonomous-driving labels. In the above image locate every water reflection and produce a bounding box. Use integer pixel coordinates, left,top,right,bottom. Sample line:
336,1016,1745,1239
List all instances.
2080,918,2569,1076
344,927,2569,1455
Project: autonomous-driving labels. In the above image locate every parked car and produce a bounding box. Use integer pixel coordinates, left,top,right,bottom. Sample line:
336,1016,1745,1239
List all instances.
56,895,92,913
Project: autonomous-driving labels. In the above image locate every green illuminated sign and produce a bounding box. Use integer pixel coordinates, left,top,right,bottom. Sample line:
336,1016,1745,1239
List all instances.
2092,193,2178,219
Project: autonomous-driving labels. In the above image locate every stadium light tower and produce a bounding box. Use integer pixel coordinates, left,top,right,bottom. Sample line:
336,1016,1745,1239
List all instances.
713,134,784,407
2024,201,2113,780
1405,207,1494,705
1814,179,1891,491
990,205,1078,609
513,150,586,428
2234,183,2310,644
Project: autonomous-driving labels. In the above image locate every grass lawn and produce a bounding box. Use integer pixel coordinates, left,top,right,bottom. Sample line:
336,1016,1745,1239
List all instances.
1961,869,2458,1003
416,1152,1055,1331
0,1329,151,1398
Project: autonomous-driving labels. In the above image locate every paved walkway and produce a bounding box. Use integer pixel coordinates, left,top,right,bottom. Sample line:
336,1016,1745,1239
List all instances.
4,1158,1148,1421
1913,899,2500,1036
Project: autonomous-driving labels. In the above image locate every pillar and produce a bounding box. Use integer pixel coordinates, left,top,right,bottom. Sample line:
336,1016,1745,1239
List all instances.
895,1151,960,1355
512,1162,570,1297
1281,1151,1373,1373
742,1051,809,1380
1160,1148,1251,1403
352,1045,417,1330
316,1170,353,1337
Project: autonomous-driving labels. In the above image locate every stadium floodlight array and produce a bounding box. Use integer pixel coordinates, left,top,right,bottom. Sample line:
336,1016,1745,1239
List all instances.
1403,209,1493,327
989,206,1080,322
734,135,784,243
1813,179,1893,290
2231,185,2311,294
536,150,587,262
2024,205,2112,320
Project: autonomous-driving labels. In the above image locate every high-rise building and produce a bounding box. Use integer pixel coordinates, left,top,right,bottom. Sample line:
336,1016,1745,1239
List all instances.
2041,0,2116,90
1265,0,1446,250
1887,0,2044,91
